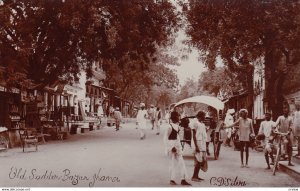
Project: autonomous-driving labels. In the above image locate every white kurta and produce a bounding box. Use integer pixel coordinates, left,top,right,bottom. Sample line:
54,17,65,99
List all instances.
136,109,148,129
191,119,207,152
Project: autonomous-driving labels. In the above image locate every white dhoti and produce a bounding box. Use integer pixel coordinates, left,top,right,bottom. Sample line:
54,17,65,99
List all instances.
166,140,188,180
138,121,147,138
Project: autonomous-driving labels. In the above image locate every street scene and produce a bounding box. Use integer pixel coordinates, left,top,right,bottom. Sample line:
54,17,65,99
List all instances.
1,0,300,188
0,121,299,187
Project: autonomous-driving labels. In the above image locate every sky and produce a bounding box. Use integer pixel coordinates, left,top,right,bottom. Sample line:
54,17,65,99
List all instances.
167,29,208,86
166,0,209,86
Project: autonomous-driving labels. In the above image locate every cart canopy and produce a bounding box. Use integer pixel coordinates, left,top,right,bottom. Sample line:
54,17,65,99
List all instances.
174,95,224,111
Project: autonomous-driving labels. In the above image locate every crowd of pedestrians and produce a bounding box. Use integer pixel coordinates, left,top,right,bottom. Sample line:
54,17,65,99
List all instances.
110,102,299,186
136,103,162,140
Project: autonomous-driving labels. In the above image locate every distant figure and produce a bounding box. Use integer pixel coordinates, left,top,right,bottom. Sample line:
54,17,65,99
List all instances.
154,107,162,135
204,117,213,156
136,103,148,140
109,106,114,117
214,119,227,159
224,109,235,147
165,108,170,123
113,107,122,131
163,111,191,186
97,105,104,118
148,105,156,130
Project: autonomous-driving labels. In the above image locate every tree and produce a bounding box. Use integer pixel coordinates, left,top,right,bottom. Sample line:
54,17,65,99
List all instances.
177,77,200,101
198,67,244,99
183,0,300,118
0,0,180,97
104,51,179,103
146,85,177,109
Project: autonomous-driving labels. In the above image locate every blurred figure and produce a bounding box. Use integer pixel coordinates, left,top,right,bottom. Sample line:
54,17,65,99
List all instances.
224,109,235,147
148,104,156,130
165,108,170,123
214,119,227,159
113,107,122,131
136,103,148,140
154,107,162,135
204,117,212,156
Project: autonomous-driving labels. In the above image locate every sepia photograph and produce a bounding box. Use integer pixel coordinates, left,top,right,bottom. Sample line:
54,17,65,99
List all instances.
0,0,300,189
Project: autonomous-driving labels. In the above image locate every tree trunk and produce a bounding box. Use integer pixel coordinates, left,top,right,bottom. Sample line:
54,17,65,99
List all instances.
265,51,286,120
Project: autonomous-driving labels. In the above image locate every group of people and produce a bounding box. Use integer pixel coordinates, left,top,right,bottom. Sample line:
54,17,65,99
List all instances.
163,105,300,186
114,102,300,186
164,110,209,186
222,106,300,169
257,106,300,169
136,103,162,140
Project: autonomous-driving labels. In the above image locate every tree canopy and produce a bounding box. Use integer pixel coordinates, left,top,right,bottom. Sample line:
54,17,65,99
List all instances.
0,0,180,104
183,0,300,117
198,67,244,99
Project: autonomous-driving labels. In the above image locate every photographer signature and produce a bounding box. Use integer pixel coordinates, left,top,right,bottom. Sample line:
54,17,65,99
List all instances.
210,176,246,187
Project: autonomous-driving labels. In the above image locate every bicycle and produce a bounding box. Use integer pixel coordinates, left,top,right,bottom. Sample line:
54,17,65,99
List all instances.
0,127,9,153
272,131,290,176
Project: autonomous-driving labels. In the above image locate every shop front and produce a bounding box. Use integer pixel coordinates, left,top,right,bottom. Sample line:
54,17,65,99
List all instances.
0,86,23,148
